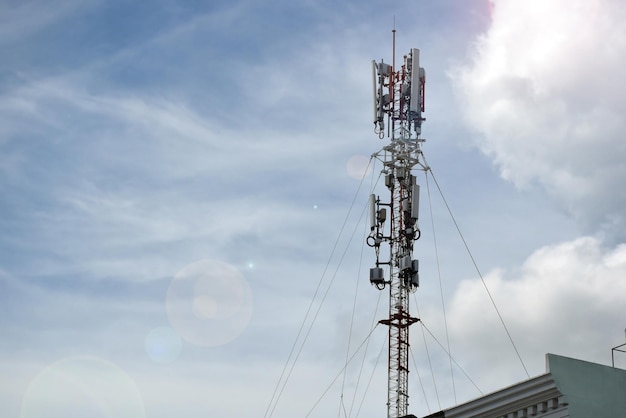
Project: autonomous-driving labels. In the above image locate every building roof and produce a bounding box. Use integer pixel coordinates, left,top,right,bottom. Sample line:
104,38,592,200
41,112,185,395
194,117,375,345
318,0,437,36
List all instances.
423,353,626,418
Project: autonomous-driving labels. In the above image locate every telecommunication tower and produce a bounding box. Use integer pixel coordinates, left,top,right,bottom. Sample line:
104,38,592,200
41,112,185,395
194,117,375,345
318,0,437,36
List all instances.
367,30,426,418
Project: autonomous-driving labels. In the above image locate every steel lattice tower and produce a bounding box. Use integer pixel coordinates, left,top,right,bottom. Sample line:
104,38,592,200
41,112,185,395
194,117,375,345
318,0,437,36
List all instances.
367,32,426,418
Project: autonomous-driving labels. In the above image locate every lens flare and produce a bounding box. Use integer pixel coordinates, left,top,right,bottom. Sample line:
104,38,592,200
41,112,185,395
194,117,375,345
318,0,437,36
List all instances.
166,259,253,347
144,326,182,364
346,155,372,180
21,356,145,418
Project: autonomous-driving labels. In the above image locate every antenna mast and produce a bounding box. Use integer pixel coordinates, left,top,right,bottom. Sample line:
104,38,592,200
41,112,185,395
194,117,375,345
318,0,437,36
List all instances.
368,31,427,418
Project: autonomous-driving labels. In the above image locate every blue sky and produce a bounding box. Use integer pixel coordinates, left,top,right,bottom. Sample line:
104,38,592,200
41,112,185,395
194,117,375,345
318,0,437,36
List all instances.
2,0,626,417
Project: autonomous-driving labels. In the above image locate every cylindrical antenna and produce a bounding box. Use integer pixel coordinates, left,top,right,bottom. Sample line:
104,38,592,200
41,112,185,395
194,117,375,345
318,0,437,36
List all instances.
392,23,396,72
391,26,396,139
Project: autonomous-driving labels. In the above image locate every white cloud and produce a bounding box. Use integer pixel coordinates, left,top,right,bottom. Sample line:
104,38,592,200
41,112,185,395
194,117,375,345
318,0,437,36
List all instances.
0,0,98,46
0,71,356,281
452,0,626,236
444,236,626,393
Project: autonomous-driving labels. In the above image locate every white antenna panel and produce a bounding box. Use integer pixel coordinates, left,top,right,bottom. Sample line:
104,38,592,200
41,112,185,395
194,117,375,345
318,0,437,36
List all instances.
373,61,392,127
372,61,378,124
411,184,420,220
377,62,392,76
409,48,421,114
369,194,376,230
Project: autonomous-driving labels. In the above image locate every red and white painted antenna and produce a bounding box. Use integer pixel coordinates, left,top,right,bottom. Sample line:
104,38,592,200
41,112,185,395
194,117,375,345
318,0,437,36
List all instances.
368,29,427,418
